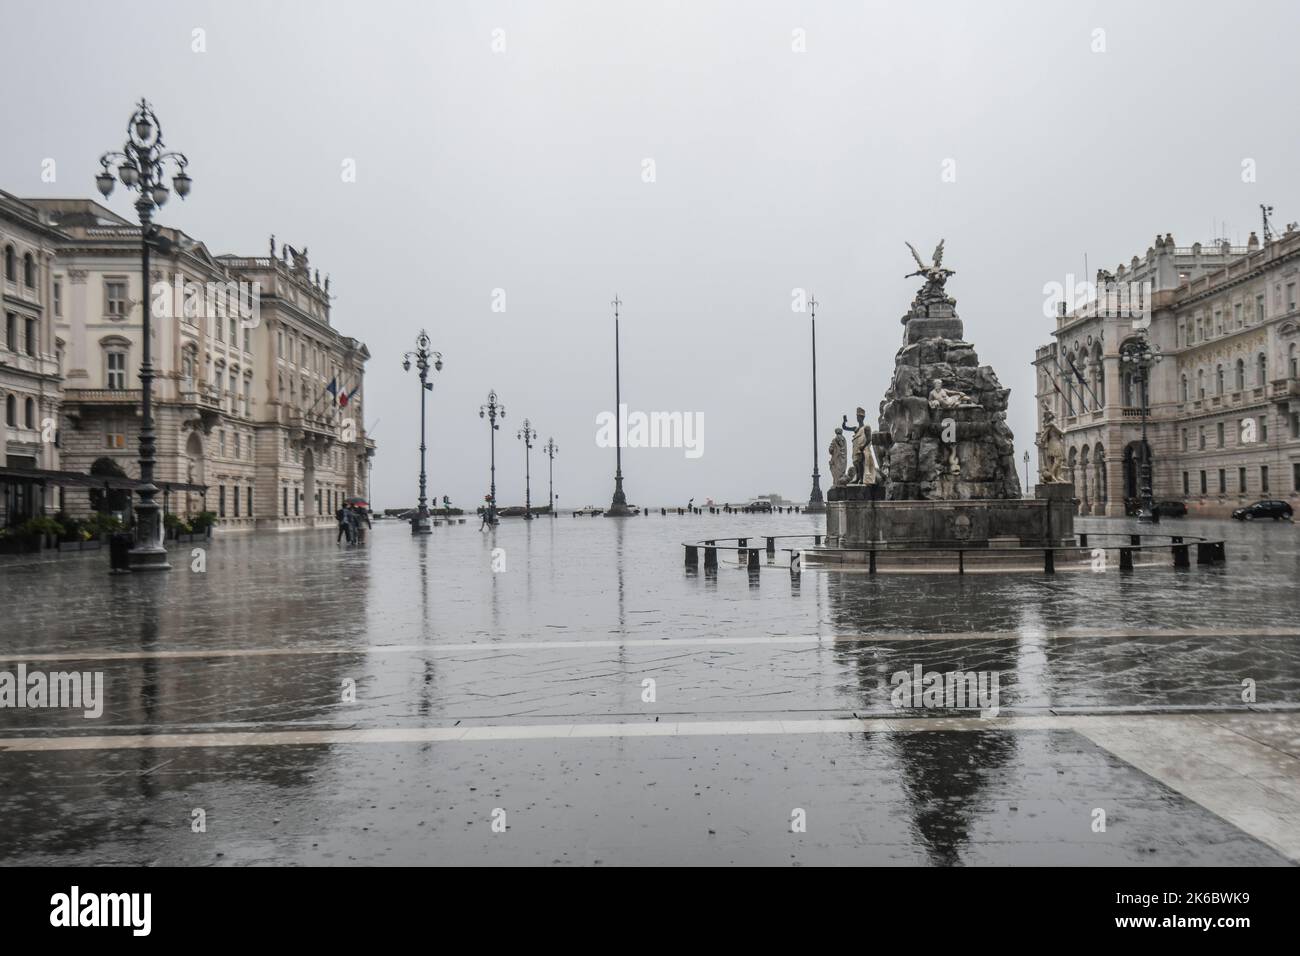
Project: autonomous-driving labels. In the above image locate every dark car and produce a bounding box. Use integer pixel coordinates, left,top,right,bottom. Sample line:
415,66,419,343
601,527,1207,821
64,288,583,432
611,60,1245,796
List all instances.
1151,500,1187,518
1231,499,1294,521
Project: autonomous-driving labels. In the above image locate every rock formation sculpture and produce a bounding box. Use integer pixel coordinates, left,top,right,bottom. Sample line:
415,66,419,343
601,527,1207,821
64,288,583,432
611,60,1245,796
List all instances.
876,242,1021,501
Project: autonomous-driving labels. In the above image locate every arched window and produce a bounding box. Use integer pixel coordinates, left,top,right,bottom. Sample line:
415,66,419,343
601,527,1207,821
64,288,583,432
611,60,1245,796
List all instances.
1235,358,1245,391
1257,353,1268,387
4,394,14,426
24,397,34,429
1216,364,1225,395
3,246,14,282
1180,374,1188,402
22,253,35,288
1197,369,1205,400
1290,344,1298,379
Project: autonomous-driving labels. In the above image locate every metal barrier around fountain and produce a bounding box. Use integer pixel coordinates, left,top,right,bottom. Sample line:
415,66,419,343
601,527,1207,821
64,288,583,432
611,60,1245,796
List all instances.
682,531,1226,576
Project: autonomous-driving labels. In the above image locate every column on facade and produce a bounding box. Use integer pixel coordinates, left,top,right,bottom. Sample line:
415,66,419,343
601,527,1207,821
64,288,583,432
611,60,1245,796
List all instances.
1078,447,1091,514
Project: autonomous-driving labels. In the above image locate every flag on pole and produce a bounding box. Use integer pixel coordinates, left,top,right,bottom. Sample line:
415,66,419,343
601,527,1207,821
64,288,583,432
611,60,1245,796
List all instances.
340,385,359,408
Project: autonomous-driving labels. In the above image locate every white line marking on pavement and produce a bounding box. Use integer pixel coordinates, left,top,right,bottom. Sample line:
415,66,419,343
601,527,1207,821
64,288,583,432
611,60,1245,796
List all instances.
5,627,1299,664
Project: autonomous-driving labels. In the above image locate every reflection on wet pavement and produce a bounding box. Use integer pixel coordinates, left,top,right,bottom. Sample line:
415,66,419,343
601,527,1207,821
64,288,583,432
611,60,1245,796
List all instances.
1,513,1297,864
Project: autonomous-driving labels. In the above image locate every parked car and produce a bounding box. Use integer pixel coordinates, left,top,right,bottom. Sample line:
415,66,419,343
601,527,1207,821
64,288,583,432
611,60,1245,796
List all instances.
1231,499,1294,521
1151,500,1187,518
572,505,604,517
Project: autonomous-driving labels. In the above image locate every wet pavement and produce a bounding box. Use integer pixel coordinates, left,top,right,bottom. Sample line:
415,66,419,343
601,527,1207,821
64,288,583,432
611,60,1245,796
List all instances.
1,513,1298,865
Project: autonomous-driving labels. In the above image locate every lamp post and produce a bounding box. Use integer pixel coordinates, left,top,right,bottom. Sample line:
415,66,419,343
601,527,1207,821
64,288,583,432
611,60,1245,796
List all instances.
606,294,632,516
1023,449,1030,497
517,419,537,520
1120,328,1163,523
543,437,559,517
401,330,442,534
806,293,825,513
96,99,192,572
479,390,505,525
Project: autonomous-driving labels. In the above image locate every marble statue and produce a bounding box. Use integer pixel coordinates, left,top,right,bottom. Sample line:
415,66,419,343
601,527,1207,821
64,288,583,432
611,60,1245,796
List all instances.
906,239,957,314
927,378,979,411
829,428,847,487
1036,402,1066,483
841,407,877,485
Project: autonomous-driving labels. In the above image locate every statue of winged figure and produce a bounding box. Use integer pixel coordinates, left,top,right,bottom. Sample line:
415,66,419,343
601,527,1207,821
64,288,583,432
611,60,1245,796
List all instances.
904,239,956,313
905,239,954,284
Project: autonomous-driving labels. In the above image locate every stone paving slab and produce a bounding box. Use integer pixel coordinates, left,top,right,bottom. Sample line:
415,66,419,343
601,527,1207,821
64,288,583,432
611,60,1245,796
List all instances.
0,727,1291,866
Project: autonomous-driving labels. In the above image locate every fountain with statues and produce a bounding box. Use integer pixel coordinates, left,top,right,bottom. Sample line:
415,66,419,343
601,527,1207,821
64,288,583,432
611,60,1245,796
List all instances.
818,241,1076,557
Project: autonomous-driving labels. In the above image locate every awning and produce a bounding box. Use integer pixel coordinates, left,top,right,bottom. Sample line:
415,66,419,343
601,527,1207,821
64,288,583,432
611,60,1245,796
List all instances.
0,467,208,494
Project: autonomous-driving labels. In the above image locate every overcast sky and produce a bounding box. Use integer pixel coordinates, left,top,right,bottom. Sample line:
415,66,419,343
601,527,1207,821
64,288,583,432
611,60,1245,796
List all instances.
4,0,1297,510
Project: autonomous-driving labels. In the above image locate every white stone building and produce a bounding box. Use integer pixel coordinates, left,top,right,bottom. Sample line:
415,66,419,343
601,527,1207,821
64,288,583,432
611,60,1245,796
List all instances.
1034,227,1300,517
0,190,64,525
12,195,373,532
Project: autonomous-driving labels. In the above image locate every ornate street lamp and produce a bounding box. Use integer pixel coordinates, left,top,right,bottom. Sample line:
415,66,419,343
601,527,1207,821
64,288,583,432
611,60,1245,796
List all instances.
1023,449,1030,496
543,437,559,518
1120,328,1163,523
96,99,192,572
479,390,506,525
806,293,825,513
517,419,537,520
606,294,632,516
401,330,442,534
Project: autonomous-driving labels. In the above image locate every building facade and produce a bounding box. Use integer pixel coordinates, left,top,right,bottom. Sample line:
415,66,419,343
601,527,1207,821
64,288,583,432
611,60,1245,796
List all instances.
0,190,65,525
1035,227,1300,517
7,194,373,532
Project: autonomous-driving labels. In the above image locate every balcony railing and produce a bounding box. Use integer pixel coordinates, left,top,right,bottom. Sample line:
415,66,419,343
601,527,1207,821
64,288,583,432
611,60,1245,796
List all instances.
64,388,142,404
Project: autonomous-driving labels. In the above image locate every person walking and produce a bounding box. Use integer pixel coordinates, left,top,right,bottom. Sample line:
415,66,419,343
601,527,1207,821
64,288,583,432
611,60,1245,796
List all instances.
336,503,349,544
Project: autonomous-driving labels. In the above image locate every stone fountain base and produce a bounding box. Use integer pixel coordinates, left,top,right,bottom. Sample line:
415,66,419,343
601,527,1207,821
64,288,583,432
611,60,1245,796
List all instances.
824,482,1075,550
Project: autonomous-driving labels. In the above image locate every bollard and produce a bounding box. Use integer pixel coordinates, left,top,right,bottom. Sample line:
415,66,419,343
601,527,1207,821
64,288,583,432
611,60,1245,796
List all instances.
748,548,760,570
814,534,821,546
661,508,666,516
1043,549,1055,574
957,550,965,575
766,536,775,555
1171,535,1183,544
1213,541,1226,563
685,545,698,569
704,546,718,570
1078,532,1088,548
868,550,877,575
1129,533,1141,546
1197,542,1213,565
1172,543,1189,568
1119,547,1133,571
